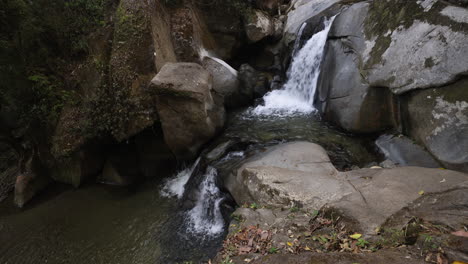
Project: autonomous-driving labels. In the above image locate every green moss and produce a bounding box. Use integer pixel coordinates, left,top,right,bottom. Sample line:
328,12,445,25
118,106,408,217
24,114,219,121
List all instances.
424,57,435,68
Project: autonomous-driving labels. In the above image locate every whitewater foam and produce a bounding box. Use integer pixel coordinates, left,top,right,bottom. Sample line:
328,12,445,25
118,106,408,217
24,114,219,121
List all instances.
186,167,224,237
253,17,336,116
160,158,200,199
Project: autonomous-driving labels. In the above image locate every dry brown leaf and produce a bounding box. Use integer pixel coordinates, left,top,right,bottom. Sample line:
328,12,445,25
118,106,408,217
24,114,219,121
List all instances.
437,253,448,264
452,230,468,238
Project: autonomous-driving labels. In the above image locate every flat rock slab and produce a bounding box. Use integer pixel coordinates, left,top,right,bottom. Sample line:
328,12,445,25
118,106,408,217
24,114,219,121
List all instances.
226,142,468,235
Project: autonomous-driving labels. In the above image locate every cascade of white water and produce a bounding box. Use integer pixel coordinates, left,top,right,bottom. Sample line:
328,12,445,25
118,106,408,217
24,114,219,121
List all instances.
291,22,308,58
186,167,224,236
160,158,201,199
253,16,336,116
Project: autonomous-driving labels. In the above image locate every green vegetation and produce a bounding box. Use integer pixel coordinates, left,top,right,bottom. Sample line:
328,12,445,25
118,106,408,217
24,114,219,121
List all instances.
0,0,116,135
268,247,279,254
249,202,259,210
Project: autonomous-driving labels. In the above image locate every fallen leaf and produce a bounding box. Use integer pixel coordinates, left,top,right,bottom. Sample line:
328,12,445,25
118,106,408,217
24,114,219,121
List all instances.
370,166,382,169
437,253,448,264
239,246,252,254
350,233,362,239
304,246,311,251
440,179,446,183
287,242,293,247
452,230,468,238
419,190,425,195
453,261,468,264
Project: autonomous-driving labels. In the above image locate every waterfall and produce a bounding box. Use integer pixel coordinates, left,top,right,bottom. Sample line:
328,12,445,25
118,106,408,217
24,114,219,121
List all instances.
253,16,336,116
292,22,308,58
161,158,201,199
186,167,224,236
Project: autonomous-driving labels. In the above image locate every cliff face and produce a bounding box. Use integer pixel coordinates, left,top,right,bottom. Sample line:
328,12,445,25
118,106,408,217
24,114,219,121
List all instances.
0,0,287,206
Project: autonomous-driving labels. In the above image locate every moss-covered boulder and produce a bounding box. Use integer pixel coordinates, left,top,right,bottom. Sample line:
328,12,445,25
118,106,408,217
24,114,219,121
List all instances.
362,0,468,94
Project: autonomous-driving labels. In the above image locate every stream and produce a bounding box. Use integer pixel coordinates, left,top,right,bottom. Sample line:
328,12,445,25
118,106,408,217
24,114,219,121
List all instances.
0,17,381,264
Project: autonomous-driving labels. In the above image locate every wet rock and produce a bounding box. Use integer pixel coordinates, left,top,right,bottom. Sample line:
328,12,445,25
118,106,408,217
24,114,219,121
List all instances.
151,63,225,160
226,142,344,209
379,159,397,169
134,127,176,179
402,79,468,172
283,0,341,47
98,143,140,186
317,2,397,133
375,134,440,168
14,153,50,208
196,1,245,60
254,0,281,14
270,75,282,90
238,64,270,104
201,56,241,108
99,160,134,186
50,147,104,187
205,140,234,162
226,142,468,235
244,10,276,43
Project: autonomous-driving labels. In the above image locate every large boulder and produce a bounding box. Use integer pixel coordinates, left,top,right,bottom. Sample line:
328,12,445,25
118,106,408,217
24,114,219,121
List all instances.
317,0,468,170
151,63,225,160
317,2,397,133
201,56,241,108
226,142,468,235
402,79,468,172
363,1,468,94
225,142,347,209
243,10,279,43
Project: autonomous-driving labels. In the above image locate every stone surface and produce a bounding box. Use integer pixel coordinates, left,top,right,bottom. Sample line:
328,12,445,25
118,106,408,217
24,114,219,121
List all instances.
151,63,225,160
226,142,341,209
237,64,269,105
384,185,468,232
14,154,50,208
50,148,105,187
201,56,241,108
244,10,275,43
317,2,397,133
375,134,440,168
329,167,468,234
283,0,341,47
402,79,468,172
255,0,281,14
226,142,468,235
362,0,468,94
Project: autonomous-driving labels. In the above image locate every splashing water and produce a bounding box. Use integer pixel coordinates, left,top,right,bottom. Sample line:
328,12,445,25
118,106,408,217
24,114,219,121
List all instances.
161,158,200,199
253,17,336,116
186,167,225,237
